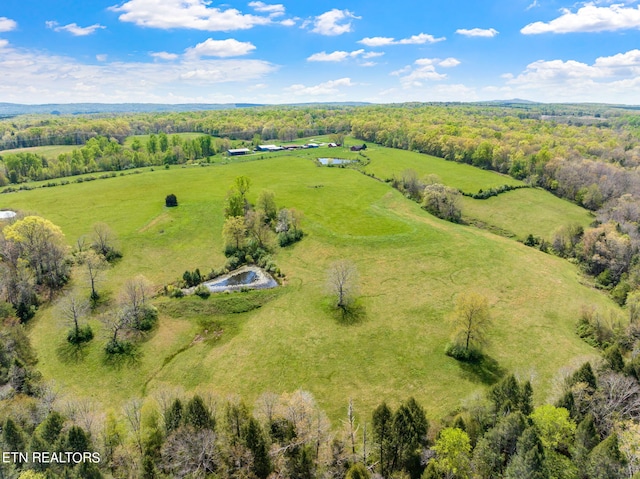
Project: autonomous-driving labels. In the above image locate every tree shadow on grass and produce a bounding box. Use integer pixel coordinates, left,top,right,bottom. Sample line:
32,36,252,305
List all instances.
456,354,507,385
334,302,367,326
56,341,90,364
102,346,142,370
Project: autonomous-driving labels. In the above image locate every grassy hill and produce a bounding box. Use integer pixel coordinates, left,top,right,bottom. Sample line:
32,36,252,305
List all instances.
0,148,611,420
0,145,79,159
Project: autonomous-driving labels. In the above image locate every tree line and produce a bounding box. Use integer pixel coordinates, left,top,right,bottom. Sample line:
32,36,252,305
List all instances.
0,348,638,479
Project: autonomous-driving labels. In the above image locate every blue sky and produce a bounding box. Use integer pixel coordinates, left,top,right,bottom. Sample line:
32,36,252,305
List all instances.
1,0,640,104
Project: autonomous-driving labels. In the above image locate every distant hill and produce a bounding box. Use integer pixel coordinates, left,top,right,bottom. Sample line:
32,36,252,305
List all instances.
0,102,266,116
0,101,371,117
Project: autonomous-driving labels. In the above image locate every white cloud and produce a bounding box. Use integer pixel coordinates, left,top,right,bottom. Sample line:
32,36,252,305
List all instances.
280,18,296,26
311,9,360,36
503,49,640,102
286,77,354,96
358,32,445,46
248,1,285,16
110,0,273,31
307,49,366,62
0,39,8,49
185,38,256,58
363,51,384,59
526,0,540,10
96,54,108,62
522,3,640,34
46,21,106,36
456,27,499,37
0,44,276,103
150,51,179,60
393,57,460,88
439,57,461,67
0,17,17,32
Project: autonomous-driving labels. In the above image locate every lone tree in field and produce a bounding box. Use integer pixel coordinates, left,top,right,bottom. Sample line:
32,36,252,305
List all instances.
90,223,121,262
60,295,93,345
165,194,178,207
82,250,108,303
447,292,492,360
328,260,358,311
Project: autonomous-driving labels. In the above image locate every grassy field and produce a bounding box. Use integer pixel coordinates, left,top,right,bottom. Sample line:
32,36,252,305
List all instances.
461,189,594,241
0,149,611,421
359,144,593,242
362,146,522,192
0,145,79,158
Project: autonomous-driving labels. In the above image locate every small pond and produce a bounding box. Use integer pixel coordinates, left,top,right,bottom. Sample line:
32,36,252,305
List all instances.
198,266,278,293
318,158,353,166
0,210,16,220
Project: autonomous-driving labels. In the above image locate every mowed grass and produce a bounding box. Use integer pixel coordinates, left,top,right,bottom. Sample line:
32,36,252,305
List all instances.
461,189,594,241
0,145,79,159
361,144,593,243
0,153,610,421
362,146,522,192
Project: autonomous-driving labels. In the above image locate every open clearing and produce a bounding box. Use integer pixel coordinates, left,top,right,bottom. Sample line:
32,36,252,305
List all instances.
0,145,79,158
0,148,609,420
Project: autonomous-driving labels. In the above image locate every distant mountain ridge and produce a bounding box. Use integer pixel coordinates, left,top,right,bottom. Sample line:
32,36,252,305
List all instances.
0,103,266,116
0,101,373,116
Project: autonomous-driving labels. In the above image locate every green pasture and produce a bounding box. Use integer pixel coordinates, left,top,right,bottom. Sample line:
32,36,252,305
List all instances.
362,146,522,192
461,188,594,241
0,152,609,421
0,145,79,159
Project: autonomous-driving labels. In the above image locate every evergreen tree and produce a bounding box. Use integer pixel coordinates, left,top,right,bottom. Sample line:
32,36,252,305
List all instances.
391,397,428,478
165,398,183,433
3,417,26,452
372,402,393,478
184,395,214,430
243,417,271,479
569,362,597,390
472,412,527,479
504,427,546,479
66,426,91,453
38,410,65,445
587,433,626,479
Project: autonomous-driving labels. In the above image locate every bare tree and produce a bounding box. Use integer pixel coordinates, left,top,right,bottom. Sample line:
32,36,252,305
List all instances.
161,428,219,478
124,398,143,455
590,373,640,435
328,260,358,311
91,222,121,261
59,294,91,343
83,250,108,302
119,275,153,329
100,308,133,349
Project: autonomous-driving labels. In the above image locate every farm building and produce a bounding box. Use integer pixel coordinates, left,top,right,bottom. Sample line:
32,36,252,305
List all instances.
227,148,251,156
256,144,284,152
350,144,367,152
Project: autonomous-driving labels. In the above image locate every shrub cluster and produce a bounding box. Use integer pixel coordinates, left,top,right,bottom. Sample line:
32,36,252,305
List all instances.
460,184,530,199
66,324,94,345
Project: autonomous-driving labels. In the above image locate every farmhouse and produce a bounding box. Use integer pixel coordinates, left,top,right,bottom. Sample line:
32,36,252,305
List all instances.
227,148,251,156
350,144,367,152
